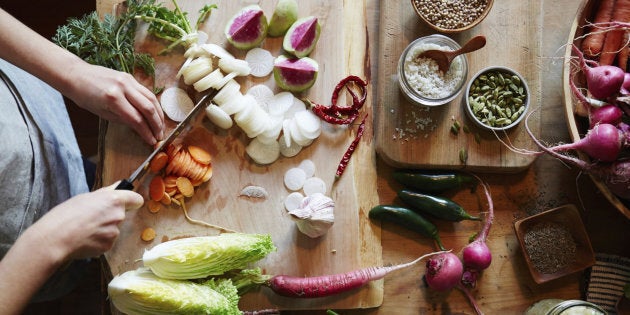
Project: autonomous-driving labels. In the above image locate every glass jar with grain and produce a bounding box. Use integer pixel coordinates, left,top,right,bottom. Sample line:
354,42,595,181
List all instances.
397,34,468,106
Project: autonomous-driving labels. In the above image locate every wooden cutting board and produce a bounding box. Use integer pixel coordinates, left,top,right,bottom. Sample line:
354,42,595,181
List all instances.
98,0,381,311
375,0,542,172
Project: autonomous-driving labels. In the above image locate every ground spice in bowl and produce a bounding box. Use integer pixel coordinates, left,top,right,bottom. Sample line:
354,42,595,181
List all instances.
412,0,492,32
523,221,577,274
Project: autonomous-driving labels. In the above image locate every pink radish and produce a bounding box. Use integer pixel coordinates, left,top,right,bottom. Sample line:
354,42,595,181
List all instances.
621,73,630,95
589,104,623,128
424,252,464,292
572,45,625,99
264,251,445,298
524,116,630,199
549,123,624,162
462,179,494,272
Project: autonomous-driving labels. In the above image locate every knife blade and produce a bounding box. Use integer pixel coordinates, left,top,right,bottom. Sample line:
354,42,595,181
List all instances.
116,88,220,190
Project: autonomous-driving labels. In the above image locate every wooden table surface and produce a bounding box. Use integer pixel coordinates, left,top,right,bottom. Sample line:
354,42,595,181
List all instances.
92,0,630,314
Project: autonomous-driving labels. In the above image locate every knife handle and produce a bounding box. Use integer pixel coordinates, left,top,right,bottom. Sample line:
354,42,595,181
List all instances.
115,179,134,190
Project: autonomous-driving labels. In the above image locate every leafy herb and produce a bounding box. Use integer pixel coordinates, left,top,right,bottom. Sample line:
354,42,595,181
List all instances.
52,0,155,77
134,0,217,54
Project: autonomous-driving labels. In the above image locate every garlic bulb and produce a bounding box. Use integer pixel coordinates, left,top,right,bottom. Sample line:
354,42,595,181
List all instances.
288,193,334,238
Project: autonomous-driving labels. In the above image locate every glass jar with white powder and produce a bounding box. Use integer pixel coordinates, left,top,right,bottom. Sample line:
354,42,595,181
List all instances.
398,34,468,106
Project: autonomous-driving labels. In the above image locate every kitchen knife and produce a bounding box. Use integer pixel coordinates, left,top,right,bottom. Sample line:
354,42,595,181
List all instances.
115,88,220,190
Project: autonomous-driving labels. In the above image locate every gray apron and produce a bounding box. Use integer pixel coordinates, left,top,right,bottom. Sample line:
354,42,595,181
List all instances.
0,58,89,302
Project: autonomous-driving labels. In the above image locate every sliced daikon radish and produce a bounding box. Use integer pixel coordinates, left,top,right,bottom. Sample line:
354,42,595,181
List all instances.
245,47,274,77
294,109,322,139
289,117,312,146
246,84,274,112
298,159,316,178
218,57,251,76
193,69,224,92
176,57,193,79
282,118,293,147
268,91,294,117
196,31,208,45
205,104,233,129
279,137,302,157
201,43,234,60
284,96,307,119
303,177,326,196
184,44,205,58
284,191,304,212
259,116,283,140
233,94,257,123
246,137,280,165
219,92,248,115
284,167,307,191
215,72,239,90
160,87,194,122
181,56,214,85
213,79,241,106
240,105,269,138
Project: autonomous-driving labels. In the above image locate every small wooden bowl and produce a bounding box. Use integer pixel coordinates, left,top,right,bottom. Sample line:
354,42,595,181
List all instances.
411,0,494,34
514,204,595,284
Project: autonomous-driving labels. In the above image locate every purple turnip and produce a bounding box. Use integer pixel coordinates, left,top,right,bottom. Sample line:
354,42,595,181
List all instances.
424,252,463,292
462,179,494,272
572,45,625,100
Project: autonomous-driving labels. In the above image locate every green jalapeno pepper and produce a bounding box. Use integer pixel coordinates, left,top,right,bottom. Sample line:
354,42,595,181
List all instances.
369,205,445,251
398,189,481,222
392,170,477,193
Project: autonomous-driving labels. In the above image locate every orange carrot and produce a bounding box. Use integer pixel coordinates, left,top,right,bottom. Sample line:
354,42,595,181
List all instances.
141,227,156,242
582,0,616,58
618,30,630,71
176,177,195,198
149,176,166,201
188,145,212,165
600,0,630,65
149,152,169,173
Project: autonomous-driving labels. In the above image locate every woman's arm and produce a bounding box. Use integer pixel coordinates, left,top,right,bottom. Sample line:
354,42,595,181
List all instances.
0,183,144,315
0,8,165,144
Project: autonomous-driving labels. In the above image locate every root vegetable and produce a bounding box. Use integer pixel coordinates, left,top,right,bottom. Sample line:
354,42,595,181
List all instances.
572,44,625,99
265,251,445,298
548,123,625,162
462,178,494,271
424,252,463,292
581,0,616,58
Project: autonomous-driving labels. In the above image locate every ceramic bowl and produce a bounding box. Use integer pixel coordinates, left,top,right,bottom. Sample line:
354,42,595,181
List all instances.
464,66,530,131
514,204,595,284
411,0,494,34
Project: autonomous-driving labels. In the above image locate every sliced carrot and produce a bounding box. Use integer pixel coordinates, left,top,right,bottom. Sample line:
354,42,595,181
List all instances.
167,143,183,160
188,145,212,165
149,176,166,201
164,175,178,188
176,176,195,197
202,164,214,182
141,227,156,242
147,200,161,213
191,178,204,186
160,192,172,205
149,152,169,173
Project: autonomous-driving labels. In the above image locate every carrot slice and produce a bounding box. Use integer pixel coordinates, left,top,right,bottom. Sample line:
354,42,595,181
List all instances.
141,227,156,242
149,152,169,173
164,175,178,188
147,200,161,213
176,176,195,197
160,192,172,205
149,176,166,201
188,145,212,165
202,164,214,182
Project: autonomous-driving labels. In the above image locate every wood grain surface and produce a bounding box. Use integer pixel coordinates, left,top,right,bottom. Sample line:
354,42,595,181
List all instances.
375,0,542,172
99,0,381,311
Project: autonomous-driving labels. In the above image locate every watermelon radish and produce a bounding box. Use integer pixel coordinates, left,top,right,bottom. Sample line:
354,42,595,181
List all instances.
225,5,268,50
273,55,319,92
283,16,321,58
268,0,299,37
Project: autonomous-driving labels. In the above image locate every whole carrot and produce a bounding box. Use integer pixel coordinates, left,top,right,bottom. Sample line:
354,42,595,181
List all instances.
600,0,630,65
582,0,616,58
618,30,630,71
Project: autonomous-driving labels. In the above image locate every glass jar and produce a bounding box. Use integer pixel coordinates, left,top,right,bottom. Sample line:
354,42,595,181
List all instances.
525,299,606,315
397,34,468,107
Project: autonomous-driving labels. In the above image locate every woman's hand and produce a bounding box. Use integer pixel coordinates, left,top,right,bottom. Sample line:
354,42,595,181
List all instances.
30,182,144,260
67,63,165,145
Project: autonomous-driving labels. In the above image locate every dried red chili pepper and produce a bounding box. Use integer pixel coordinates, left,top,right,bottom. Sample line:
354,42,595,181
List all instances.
309,75,368,125
335,114,368,181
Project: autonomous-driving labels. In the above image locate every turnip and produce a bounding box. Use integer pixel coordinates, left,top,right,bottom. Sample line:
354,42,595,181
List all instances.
424,252,463,292
569,75,622,126
572,44,625,99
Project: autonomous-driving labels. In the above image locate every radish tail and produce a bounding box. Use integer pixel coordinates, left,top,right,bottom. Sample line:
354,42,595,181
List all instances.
457,283,485,315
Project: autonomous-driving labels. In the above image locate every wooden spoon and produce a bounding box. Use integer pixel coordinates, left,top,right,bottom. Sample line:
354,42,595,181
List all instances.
417,35,487,73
